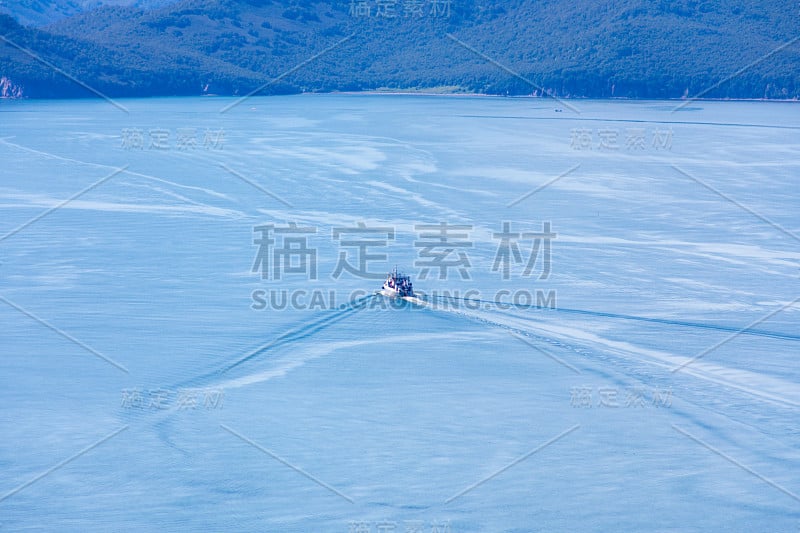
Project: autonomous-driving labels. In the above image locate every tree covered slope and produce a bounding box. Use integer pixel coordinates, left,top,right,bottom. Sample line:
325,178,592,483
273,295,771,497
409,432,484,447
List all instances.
0,0,798,99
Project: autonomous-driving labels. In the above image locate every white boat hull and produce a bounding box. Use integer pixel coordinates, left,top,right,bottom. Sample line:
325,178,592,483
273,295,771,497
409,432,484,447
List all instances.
380,287,400,297
378,289,424,306
380,286,409,298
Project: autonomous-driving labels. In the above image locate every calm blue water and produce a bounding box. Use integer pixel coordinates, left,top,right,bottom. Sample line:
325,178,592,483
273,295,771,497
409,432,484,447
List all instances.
1,95,799,531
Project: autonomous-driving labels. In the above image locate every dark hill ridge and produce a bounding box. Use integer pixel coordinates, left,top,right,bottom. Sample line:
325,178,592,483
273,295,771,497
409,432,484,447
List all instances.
0,0,798,100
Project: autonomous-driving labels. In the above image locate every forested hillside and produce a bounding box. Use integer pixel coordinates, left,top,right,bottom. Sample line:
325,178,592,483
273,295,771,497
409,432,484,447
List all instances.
1,0,798,99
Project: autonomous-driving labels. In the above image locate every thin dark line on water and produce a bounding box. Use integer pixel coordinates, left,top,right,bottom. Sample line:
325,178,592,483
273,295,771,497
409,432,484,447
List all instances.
509,331,581,374
672,296,800,373
453,115,800,130
220,305,359,375
426,295,800,341
171,294,377,390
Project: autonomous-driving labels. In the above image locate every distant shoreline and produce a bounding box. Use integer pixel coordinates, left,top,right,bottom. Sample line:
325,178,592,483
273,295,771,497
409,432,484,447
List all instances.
344,90,800,104
2,91,800,103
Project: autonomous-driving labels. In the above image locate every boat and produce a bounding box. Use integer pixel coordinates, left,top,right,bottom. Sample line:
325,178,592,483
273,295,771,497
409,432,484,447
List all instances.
381,267,414,298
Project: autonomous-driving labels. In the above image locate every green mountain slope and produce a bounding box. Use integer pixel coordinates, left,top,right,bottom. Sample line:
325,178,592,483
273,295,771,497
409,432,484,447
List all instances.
1,0,798,99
